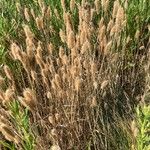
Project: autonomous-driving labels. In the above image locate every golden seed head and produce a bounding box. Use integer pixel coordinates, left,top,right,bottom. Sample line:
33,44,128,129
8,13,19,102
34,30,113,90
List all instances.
54,113,60,122
23,25,34,39
104,41,112,55
112,1,119,18
23,88,37,110
48,116,56,126
116,6,125,27
47,43,54,55
16,3,21,13
61,54,68,65
36,41,43,58
67,31,75,49
81,39,91,54
70,0,75,12
93,81,98,90
139,46,145,50
135,30,140,40
30,8,36,20
11,42,21,60
59,29,66,43
99,25,106,42
0,116,9,125
110,25,116,36
50,145,61,150
124,0,128,9
90,61,97,75
51,79,57,90
4,88,14,102
65,13,72,35
90,96,97,108
99,17,104,29
61,0,66,11
38,0,45,10
0,90,5,101
131,120,138,138
101,80,109,90
26,38,35,59
101,0,109,12
71,47,78,60
36,17,44,30
126,36,131,44
31,70,37,81
54,74,61,89
47,91,52,99
3,65,13,81
0,124,19,144
94,0,100,14
59,46,65,58
107,20,114,32
0,76,4,86
24,7,30,22
90,8,95,20
45,6,51,19
74,77,81,92
41,5,46,16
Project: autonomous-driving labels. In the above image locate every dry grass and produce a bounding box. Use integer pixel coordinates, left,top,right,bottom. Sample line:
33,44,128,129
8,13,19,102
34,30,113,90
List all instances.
0,0,149,149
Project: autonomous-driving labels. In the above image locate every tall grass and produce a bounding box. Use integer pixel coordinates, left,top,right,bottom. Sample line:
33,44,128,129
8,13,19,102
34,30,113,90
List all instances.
0,0,149,149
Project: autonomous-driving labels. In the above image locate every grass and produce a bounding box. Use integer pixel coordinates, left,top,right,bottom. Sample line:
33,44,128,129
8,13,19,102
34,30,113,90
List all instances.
0,0,150,149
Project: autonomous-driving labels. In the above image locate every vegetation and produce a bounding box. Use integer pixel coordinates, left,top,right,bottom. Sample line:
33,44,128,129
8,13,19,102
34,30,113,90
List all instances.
0,0,149,149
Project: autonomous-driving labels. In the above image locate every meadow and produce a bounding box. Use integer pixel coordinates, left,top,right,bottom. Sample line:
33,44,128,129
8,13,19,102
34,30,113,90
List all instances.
0,0,150,149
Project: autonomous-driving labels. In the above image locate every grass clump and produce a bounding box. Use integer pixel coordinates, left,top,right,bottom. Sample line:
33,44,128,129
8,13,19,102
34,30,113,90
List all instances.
0,0,149,149
0,100,35,150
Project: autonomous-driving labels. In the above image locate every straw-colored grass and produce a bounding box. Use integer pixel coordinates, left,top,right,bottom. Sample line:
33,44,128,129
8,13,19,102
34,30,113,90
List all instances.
0,0,149,149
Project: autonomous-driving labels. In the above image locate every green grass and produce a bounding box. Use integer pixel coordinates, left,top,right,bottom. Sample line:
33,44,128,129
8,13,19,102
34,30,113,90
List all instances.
135,104,150,150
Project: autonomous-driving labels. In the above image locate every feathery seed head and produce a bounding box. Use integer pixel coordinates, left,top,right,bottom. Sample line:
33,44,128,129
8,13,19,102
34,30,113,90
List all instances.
10,43,21,60
81,39,91,54
107,20,114,32
67,31,76,49
59,47,65,58
47,91,52,99
48,43,54,55
55,74,61,88
94,0,100,14
36,17,44,30
23,88,37,110
50,145,61,150
61,0,66,11
16,3,21,13
0,124,19,144
90,96,97,108
135,30,140,40
48,116,56,126
112,1,119,18
4,65,13,81
75,77,81,92
30,8,36,20
101,80,109,90
24,7,30,22
70,0,75,12
45,6,51,18
59,29,66,43
116,6,125,28
4,88,14,102
0,76,4,86
38,0,45,10
31,70,37,81
23,25,34,39
104,41,112,55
